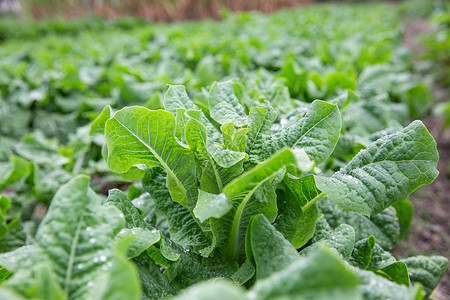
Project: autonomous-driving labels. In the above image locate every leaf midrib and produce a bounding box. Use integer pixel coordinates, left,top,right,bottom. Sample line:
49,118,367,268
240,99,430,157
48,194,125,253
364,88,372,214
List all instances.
64,212,84,295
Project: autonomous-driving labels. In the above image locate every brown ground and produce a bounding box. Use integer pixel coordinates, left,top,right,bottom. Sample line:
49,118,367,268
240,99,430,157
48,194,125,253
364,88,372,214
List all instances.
391,19,450,299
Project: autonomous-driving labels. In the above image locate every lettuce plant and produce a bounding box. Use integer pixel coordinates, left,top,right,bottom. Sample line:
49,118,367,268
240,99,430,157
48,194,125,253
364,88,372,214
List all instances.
0,81,447,299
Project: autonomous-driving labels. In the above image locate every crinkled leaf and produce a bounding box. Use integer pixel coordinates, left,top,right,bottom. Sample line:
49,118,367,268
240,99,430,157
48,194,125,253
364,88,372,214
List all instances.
401,256,449,298
246,214,299,279
318,198,400,250
209,81,247,127
248,247,360,300
250,100,341,165
316,121,439,216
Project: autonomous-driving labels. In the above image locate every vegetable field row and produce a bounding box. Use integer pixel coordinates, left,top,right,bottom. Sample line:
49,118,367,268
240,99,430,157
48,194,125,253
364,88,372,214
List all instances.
0,2,447,300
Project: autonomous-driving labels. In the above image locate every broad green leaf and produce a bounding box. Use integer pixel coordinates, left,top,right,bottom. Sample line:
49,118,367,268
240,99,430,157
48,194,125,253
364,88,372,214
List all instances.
246,214,299,279
356,269,421,300
211,148,296,262
103,189,177,299
142,168,211,252
318,198,400,250
209,81,248,127
351,237,409,286
105,106,198,208
86,253,140,300
316,121,439,216
200,161,244,195
245,105,277,155
248,247,360,300
115,228,160,259
302,224,355,260
164,85,199,114
0,176,141,300
0,156,30,191
172,279,247,300
15,132,69,165
4,263,66,300
89,105,112,135
401,256,449,298
193,191,231,223
185,116,245,181
250,100,341,165
274,175,321,248
349,236,376,270
130,253,177,300
231,260,255,285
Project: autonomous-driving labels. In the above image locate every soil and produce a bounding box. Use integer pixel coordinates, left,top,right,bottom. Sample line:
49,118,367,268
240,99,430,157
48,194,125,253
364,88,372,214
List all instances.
391,18,450,299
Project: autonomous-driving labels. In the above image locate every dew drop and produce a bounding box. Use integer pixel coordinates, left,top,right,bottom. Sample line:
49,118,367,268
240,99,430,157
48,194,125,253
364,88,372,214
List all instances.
87,281,93,287
100,255,107,262
86,227,92,232
89,238,96,244
77,263,84,270
331,236,336,240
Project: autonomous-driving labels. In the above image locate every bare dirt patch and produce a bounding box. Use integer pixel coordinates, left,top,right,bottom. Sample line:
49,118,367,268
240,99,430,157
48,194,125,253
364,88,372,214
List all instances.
392,18,450,299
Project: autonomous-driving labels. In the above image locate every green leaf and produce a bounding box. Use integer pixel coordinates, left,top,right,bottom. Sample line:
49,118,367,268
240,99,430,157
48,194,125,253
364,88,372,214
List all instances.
250,100,341,165
115,228,160,259
0,196,11,240
103,189,177,299
193,191,231,223
274,175,321,248
349,236,376,270
249,247,360,300
164,85,199,114
246,105,277,154
89,105,112,135
142,168,211,252
393,199,413,240
401,256,449,298
356,269,421,300
211,148,296,262
15,132,69,165
302,224,355,260
0,176,141,300
0,156,30,191
351,237,409,286
4,263,66,300
231,260,255,285
316,121,439,216
318,198,400,250
209,81,248,127
105,106,198,208
172,279,247,300
246,214,299,279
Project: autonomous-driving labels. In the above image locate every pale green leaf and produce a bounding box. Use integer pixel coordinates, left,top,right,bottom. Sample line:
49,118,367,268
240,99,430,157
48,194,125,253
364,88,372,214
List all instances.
193,191,231,223
209,81,247,127
105,107,198,208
